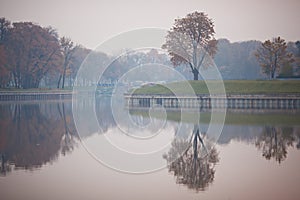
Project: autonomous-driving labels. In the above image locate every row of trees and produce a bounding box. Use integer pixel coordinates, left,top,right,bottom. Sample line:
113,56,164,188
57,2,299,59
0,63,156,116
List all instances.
0,18,91,89
1,13,300,89
0,17,174,88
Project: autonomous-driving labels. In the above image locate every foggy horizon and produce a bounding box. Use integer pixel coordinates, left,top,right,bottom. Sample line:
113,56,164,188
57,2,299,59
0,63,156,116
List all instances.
1,0,299,49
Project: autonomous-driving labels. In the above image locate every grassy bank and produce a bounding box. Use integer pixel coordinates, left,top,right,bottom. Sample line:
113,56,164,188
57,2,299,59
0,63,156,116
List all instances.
132,80,300,95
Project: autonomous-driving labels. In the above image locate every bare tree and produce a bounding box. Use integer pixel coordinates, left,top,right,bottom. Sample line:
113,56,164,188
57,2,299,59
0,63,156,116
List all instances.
162,12,217,80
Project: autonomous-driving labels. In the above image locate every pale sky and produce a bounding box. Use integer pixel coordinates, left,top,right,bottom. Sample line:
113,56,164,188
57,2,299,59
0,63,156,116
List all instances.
0,0,299,49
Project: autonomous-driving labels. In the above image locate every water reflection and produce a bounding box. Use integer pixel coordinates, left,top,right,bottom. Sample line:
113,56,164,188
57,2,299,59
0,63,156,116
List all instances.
164,124,219,191
0,154,11,176
96,97,116,133
0,102,77,176
1,99,300,177
1,100,300,199
255,126,296,163
57,103,76,155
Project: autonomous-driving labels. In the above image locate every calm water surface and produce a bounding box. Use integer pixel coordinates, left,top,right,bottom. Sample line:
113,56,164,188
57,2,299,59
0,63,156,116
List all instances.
0,98,300,200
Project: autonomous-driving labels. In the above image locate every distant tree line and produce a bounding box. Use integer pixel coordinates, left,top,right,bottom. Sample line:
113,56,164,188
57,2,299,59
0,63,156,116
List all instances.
214,39,262,79
0,16,300,89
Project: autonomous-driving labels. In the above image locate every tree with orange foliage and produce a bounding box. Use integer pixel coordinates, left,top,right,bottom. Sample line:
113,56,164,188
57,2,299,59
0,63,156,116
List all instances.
0,18,11,88
162,12,217,80
255,37,294,79
0,45,10,88
4,22,62,88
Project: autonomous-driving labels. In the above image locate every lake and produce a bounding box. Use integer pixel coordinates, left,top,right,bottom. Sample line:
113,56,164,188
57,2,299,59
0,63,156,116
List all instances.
0,97,300,200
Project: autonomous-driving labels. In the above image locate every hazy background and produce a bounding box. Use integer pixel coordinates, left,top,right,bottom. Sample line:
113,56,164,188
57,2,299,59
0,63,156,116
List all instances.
1,0,299,48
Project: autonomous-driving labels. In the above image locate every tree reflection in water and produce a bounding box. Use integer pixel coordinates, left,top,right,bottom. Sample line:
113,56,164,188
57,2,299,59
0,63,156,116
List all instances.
0,102,77,176
255,126,295,163
0,154,11,176
0,97,118,176
57,102,76,155
164,124,219,192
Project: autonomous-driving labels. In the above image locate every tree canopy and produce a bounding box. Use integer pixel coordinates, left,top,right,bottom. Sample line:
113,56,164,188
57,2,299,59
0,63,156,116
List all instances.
0,18,92,89
162,11,217,80
255,37,294,79
0,19,63,88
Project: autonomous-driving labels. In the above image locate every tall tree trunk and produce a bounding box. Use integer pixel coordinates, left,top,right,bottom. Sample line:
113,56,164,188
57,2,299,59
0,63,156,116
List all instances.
57,74,62,88
271,64,275,79
193,69,199,80
192,42,199,81
62,73,66,89
62,62,67,89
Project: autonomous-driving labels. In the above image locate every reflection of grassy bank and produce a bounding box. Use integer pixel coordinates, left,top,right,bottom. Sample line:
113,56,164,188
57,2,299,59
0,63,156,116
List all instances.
130,110,300,126
133,80,300,95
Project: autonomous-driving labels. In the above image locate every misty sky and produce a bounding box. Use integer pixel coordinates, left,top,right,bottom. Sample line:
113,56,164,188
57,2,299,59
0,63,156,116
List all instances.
0,0,299,49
